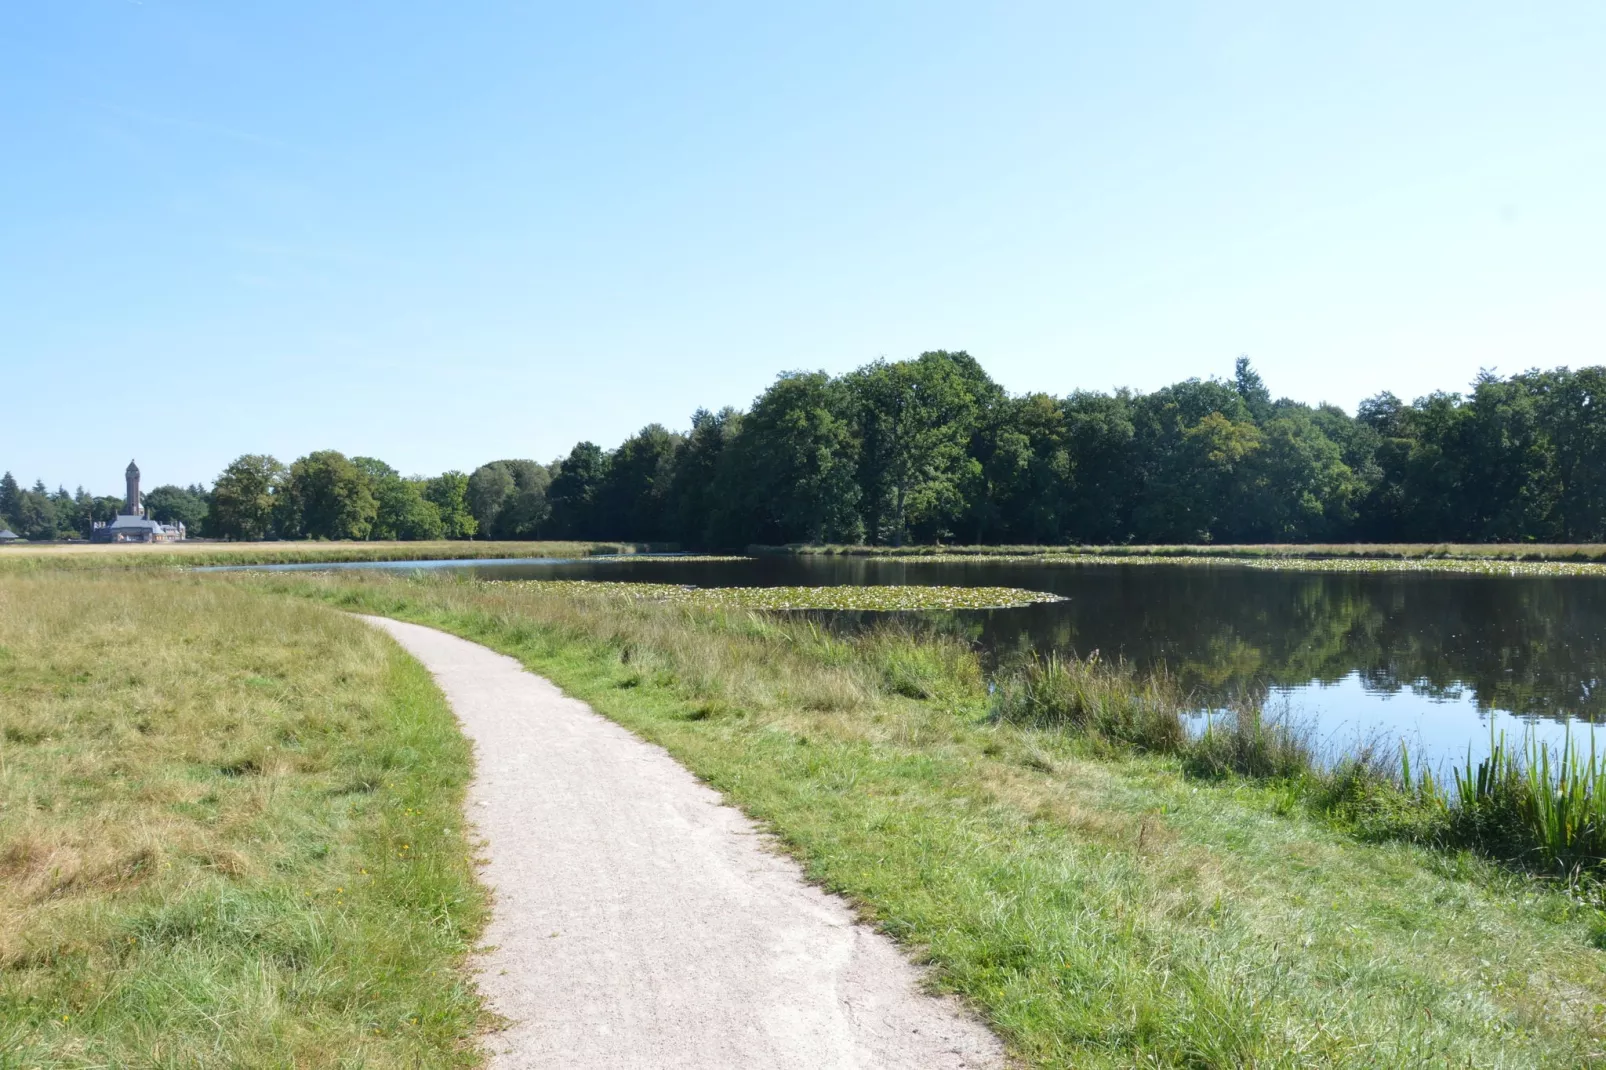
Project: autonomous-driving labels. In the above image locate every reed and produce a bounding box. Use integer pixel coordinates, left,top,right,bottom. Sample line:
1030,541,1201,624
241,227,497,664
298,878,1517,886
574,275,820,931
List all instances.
990,652,1187,753
993,650,1606,883
1433,730,1606,878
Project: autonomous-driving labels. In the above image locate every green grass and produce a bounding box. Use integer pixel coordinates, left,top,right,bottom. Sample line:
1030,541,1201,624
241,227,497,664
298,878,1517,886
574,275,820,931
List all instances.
0,539,662,573
272,571,1606,1068
0,573,488,1067
760,541,1606,563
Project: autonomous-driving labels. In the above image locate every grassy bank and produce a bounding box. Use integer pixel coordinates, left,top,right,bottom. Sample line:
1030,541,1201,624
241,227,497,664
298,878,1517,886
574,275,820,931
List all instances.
759,541,1606,563
272,571,1606,1067
993,653,1606,880
0,539,662,573
0,573,487,1066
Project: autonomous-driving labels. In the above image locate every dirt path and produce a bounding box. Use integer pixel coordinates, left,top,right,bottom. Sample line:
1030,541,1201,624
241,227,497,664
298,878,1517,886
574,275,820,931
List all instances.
362,616,1005,1070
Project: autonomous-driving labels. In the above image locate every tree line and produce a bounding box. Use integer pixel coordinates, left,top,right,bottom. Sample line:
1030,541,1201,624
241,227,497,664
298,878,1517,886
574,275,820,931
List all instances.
0,475,209,542
6,353,1605,545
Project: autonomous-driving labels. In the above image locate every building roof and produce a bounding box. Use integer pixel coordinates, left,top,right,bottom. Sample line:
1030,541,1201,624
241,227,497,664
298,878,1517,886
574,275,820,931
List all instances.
0,528,19,541
105,515,164,532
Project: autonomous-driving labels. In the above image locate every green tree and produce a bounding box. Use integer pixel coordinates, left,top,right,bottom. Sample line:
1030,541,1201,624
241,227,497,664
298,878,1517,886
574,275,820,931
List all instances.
547,443,606,539
276,451,377,540
850,352,985,545
960,392,1070,543
424,472,478,539
1545,367,1606,540
0,471,20,529
1234,355,1274,421
207,455,285,540
466,460,550,538
1234,414,1355,540
466,463,516,535
717,373,862,545
144,484,209,530
595,425,682,541
370,477,444,540
669,407,742,545
1129,380,1256,542
13,488,58,540
1061,390,1138,544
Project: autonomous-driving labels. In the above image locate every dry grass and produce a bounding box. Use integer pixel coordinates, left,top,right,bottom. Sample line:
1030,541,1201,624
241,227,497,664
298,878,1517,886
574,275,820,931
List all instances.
0,540,657,572
0,572,487,1066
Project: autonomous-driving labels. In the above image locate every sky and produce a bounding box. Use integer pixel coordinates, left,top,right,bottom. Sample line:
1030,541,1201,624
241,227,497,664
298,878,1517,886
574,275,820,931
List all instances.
2,2,1603,492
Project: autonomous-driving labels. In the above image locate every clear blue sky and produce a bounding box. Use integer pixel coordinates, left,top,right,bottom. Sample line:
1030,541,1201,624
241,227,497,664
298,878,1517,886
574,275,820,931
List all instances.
3,2,1602,492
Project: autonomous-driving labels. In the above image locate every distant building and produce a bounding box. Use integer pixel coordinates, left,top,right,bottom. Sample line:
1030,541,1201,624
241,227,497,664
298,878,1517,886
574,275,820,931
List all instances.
0,528,18,542
89,460,185,543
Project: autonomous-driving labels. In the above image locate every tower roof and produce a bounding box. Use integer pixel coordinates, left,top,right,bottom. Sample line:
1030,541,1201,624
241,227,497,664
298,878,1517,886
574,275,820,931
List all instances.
126,459,140,476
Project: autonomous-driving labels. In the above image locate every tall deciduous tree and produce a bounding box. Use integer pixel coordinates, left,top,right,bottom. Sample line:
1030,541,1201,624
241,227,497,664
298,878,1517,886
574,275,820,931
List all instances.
207,455,285,540
424,472,479,539
144,484,209,530
546,443,606,539
595,425,682,541
717,373,861,545
850,352,986,545
276,451,377,540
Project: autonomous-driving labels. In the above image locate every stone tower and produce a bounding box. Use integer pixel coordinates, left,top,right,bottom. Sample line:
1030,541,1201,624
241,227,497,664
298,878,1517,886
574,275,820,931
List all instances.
125,460,142,517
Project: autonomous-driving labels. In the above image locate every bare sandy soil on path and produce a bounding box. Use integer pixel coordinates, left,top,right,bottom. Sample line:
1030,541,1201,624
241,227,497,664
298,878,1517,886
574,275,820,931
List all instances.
362,616,1005,1070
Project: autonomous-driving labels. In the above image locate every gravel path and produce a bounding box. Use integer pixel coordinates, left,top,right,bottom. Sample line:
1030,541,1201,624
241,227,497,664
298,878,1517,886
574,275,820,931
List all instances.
363,616,1005,1070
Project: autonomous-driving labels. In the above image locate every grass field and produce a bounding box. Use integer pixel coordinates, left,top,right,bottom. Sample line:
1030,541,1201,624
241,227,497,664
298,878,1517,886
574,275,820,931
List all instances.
759,541,1606,562
0,539,659,572
0,573,488,1067
272,571,1606,1068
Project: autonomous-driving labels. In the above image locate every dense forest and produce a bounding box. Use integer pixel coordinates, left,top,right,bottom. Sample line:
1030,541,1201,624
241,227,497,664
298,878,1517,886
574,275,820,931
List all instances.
5,354,1605,545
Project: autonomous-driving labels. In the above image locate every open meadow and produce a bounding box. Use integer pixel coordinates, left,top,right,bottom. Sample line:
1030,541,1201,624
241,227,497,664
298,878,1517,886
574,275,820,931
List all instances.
0,572,487,1066
0,540,655,572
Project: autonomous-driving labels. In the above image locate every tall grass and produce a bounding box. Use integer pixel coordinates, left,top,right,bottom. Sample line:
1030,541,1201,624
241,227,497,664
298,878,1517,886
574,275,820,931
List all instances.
989,653,1186,753
990,655,1311,778
0,572,488,1065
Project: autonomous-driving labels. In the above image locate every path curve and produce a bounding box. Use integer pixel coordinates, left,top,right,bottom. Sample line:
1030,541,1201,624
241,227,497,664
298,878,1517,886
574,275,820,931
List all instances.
362,616,1005,1070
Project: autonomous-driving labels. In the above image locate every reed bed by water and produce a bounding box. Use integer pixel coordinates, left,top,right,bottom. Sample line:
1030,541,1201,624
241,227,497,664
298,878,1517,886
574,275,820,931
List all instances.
992,653,1606,883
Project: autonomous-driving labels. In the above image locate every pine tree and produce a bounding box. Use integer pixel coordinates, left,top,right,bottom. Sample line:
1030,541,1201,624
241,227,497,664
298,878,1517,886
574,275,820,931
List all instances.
0,471,20,527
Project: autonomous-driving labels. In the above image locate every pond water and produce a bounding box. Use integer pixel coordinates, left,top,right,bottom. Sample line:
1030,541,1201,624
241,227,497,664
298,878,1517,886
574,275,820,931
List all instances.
243,554,1606,768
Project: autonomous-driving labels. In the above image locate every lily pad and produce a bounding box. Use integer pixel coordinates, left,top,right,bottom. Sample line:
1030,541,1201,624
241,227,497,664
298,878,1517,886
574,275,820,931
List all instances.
497,580,1063,611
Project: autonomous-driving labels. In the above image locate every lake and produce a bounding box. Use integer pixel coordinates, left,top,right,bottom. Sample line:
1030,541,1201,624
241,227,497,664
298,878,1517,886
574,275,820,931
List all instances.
241,554,1606,767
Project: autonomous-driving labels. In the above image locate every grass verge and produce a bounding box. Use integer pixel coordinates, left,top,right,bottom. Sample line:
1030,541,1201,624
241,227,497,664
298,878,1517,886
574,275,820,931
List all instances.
273,571,1606,1068
0,572,487,1067
757,541,1606,563
0,540,663,573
